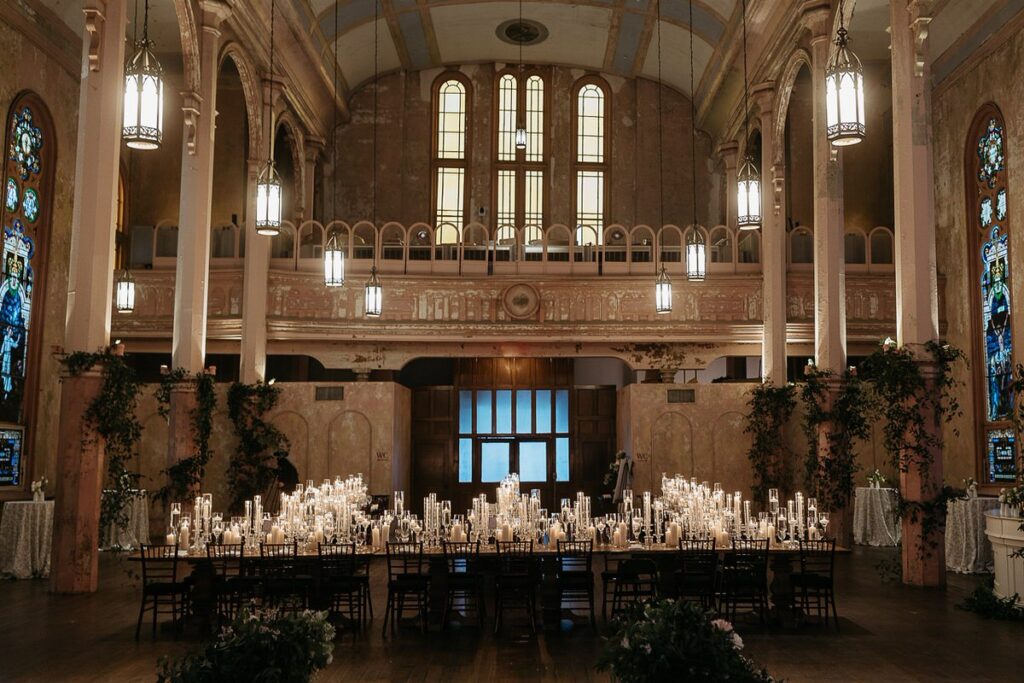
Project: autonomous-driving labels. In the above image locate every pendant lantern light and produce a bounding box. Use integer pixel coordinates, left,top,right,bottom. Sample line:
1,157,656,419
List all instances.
655,265,673,315
115,270,136,313
256,0,282,236
514,0,527,151
736,0,761,231
826,0,865,146
123,0,164,150
324,1,345,286
685,0,706,282
364,266,383,317
365,0,384,318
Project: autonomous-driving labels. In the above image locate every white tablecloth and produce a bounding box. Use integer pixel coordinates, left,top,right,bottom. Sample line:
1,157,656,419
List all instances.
101,490,150,550
853,486,901,546
0,500,54,579
945,496,1000,574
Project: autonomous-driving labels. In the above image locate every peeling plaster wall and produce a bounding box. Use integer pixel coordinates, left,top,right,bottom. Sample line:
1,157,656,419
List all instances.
331,65,720,228
0,18,80,495
932,27,1024,486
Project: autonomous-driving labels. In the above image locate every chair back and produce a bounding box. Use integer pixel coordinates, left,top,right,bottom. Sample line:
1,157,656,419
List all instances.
318,542,359,580
725,538,768,577
386,541,426,580
442,540,480,576
139,544,179,586
206,542,245,579
556,539,593,575
496,540,534,577
678,538,717,575
260,541,299,578
616,557,659,583
798,538,836,577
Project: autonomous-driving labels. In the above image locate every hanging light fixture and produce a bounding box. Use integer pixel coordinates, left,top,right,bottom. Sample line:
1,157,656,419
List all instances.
736,0,761,231
324,1,345,287
115,270,136,313
651,0,672,312
655,265,672,315
514,0,527,151
685,0,706,282
256,0,282,236
826,0,865,146
123,0,164,150
365,0,384,318
364,266,382,317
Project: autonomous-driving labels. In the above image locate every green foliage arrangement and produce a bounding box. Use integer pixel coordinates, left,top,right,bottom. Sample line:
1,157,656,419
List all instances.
596,600,775,683
958,580,1024,622
61,349,142,532
800,367,873,513
157,608,336,683
155,368,218,505
226,381,288,512
744,382,797,503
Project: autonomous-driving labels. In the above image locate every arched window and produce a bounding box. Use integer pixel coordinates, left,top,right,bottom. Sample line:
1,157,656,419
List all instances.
968,105,1017,484
0,94,54,487
495,71,546,230
573,78,609,243
433,75,470,231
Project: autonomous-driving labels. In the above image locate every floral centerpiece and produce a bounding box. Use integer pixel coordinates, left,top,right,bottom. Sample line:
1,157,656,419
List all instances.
157,608,335,683
596,599,775,682
963,477,978,499
998,485,1024,518
867,469,886,489
30,477,48,502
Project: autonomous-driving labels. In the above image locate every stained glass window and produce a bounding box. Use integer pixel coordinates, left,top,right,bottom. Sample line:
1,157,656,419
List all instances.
494,70,545,231
433,76,469,230
970,107,1019,485
574,79,608,244
0,95,51,488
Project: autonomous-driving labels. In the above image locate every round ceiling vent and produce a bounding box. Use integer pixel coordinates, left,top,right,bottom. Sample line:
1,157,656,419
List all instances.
496,19,548,46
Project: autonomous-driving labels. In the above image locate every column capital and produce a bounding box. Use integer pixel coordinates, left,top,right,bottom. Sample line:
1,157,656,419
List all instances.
199,0,232,29
180,91,203,156
751,82,776,118
904,0,935,77
799,0,833,43
717,141,740,170
305,135,327,161
82,3,110,72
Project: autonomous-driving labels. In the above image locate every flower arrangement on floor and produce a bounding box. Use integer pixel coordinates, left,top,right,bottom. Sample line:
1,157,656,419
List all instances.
596,599,775,683
156,608,335,683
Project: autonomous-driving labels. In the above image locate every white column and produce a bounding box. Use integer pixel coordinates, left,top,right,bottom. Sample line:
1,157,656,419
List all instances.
170,2,231,372
754,83,787,383
64,0,128,351
240,157,268,383
892,0,940,346
719,142,739,232
805,4,846,373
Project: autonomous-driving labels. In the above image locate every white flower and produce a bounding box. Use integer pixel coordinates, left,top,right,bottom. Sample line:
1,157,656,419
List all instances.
731,632,744,650
711,618,733,632
621,636,630,649
643,644,652,655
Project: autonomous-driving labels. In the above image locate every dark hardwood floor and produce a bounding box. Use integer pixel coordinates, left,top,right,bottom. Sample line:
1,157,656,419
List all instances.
0,547,1020,682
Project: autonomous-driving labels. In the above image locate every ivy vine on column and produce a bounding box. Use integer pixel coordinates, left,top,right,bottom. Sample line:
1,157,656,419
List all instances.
226,381,288,513
743,382,797,503
154,368,217,504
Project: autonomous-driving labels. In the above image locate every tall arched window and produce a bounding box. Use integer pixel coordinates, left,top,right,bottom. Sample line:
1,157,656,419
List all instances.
494,70,546,230
573,78,609,244
0,93,54,487
433,74,470,232
968,105,1017,484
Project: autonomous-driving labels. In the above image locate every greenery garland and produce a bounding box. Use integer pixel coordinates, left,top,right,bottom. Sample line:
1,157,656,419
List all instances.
743,382,797,503
61,349,142,532
226,381,288,513
800,367,873,513
155,368,217,504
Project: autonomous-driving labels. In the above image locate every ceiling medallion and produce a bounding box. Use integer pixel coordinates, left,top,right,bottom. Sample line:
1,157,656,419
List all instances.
496,19,548,47
501,283,541,320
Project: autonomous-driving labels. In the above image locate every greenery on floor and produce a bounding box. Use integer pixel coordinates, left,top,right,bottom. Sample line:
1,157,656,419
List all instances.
155,368,218,504
597,600,777,683
226,380,288,512
157,608,335,683
958,580,1024,622
61,349,142,532
744,382,797,503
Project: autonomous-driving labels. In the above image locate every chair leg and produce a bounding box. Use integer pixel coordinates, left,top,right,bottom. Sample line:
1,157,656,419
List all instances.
135,598,146,641
381,592,391,638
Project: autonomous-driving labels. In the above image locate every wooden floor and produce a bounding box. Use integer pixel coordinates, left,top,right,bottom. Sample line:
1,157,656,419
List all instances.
0,547,1020,682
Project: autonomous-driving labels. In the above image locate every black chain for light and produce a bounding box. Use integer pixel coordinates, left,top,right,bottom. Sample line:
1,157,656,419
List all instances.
372,0,379,228
656,0,664,232
689,0,697,231
741,0,750,155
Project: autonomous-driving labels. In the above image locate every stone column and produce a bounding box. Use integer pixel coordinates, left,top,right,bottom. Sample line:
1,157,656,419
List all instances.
167,2,231,469
239,77,273,384
804,2,846,373
302,137,324,223
753,83,787,384
718,142,739,232
891,0,944,587
52,0,128,594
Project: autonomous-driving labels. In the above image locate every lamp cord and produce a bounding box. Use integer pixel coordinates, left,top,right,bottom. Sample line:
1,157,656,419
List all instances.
142,0,149,44
689,0,697,234
268,0,275,161
656,0,664,233
373,0,379,228
332,0,338,222
741,0,750,158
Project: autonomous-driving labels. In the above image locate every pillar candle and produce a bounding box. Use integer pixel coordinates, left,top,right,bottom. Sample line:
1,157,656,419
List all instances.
166,533,176,546
372,526,382,549
612,529,622,547
180,526,190,548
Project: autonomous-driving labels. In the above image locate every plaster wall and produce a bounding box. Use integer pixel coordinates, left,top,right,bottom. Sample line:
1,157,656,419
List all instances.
932,25,1024,487
0,16,80,496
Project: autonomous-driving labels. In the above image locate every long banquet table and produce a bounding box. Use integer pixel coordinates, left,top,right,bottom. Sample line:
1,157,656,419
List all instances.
135,542,847,631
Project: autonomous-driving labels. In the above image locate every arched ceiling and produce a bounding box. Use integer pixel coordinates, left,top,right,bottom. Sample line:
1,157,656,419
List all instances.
294,0,739,100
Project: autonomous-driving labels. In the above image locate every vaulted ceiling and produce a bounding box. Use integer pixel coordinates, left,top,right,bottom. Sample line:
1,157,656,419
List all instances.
294,0,738,100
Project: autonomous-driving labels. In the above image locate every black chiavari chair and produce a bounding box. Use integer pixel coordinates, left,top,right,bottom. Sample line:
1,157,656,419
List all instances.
441,540,485,628
383,542,429,636
555,539,596,628
494,540,537,634
136,543,190,640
